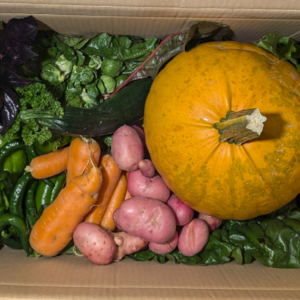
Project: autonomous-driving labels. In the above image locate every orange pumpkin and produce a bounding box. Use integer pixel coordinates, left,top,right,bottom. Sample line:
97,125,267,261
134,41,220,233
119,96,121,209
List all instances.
143,41,300,220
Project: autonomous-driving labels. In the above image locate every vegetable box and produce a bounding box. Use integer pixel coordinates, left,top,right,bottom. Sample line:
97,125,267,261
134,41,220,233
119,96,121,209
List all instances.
1,0,300,299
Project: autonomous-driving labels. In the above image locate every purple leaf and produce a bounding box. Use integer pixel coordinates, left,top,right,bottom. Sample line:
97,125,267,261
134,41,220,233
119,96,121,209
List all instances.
0,89,19,135
6,16,38,45
0,91,4,110
8,43,37,65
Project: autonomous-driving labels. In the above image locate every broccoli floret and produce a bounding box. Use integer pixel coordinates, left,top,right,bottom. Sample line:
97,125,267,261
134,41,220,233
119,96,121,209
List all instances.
3,82,64,147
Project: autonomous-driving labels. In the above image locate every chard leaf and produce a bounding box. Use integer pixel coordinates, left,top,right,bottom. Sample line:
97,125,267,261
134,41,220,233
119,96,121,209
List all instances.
255,34,300,72
254,33,281,57
108,21,230,100
82,33,159,62
56,34,86,47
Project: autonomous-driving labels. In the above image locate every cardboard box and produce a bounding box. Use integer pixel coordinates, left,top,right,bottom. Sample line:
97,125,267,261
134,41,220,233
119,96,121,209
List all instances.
1,1,300,299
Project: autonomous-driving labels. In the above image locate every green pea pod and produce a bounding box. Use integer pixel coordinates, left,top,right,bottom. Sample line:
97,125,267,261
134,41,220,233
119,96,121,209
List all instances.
1,191,9,211
0,140,26,170
34,136,71,155
0,214,31,254
1,226,16,238
0,192,6,215
35,181,53,212
49,172,66,204
42,178,55,188
1,236,23,250
25,181,39,229
9,172,34,219
25,145,38,162
0,170,15,201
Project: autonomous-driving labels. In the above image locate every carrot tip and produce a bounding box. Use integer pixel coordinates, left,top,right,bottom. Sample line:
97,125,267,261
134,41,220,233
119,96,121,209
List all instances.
25,166,33,173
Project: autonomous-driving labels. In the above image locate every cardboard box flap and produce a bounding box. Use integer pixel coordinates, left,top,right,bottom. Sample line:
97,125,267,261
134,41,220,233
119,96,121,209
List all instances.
1,0,300,41
1,0,300,19
0,247,300,300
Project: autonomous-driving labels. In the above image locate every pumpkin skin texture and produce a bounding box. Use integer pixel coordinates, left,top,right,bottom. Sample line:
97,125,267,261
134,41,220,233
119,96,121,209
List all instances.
143,41,300,220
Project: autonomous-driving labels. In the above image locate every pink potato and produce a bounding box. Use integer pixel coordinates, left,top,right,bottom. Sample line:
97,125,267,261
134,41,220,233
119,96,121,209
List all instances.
132,125,146,148
178,219,209,257
167,194,194,226
73,222,116,265
198,213,222,231
111,125,144,171
113,196,176,244
138,159,156,178
112,231,149,260
149,231,178,255
127,169,170,202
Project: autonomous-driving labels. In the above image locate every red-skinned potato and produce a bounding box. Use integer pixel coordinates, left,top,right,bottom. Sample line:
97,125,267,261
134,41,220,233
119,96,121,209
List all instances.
73,222,116,265
149,231,178,255
198,213,222,231
167,194,194,226
127,169,170,202
178,219,209,257
111,125,144,171
138,159,156,178
132,125,146,148
112,231,149,260
113,196,176,244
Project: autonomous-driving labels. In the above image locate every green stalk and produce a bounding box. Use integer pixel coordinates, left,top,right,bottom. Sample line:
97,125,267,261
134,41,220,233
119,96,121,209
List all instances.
213,108,267,145
19,109,56,121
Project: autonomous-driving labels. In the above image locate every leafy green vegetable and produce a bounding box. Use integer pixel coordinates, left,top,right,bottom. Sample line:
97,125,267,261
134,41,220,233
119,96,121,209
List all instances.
81,82,99,108
82,33,159,62
88,55,102,70
41,64,66,84
55,54,73,75
2,82,64,149
255,34,300,72
128,199,300,268
108,21,231,99
101,59,123,77
100,75,116,94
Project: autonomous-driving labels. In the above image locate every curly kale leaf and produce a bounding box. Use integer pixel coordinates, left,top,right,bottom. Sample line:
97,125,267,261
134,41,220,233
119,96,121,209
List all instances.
2,82,64,146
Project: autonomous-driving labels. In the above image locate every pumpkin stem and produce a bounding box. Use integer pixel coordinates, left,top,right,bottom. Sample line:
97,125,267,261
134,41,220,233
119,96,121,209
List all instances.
213,108,267,145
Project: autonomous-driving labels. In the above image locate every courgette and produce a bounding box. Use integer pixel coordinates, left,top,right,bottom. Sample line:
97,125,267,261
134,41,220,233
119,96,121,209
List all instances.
20,78,153,137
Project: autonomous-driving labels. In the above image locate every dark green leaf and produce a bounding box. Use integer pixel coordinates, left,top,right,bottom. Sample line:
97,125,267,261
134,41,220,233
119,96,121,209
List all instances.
82,33,159,62
255,34,300,73
56,34,86,47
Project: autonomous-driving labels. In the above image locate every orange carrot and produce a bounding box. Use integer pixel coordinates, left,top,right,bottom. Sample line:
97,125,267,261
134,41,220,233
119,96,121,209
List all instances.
100,173,127,231
66,137,101,184
29,159,103,257
125,189,132,200
25,147,69,179
124,171,131,200
84,154,122,225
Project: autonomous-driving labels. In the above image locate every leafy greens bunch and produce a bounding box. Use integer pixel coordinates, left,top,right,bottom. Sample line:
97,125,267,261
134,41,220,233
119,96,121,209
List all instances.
33,31,159,108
